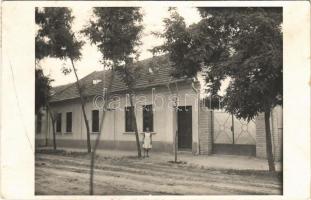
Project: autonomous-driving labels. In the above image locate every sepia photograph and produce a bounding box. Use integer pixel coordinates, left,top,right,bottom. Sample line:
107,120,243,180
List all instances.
33,6,284,195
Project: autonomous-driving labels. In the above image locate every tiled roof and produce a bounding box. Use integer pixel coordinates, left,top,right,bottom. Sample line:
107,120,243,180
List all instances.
50,56,189,103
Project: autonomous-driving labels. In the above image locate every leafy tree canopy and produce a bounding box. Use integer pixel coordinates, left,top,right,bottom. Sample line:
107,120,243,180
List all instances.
151,8,201,79
36,7,91,152
82,7,143,66
82,7,144,88
35,7,84,61
154,7,282,121
35,7,84,113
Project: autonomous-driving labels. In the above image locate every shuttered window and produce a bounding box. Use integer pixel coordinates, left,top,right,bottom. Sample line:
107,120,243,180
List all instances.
92,110,99,132
125,106,135,132
66,112,72,133
56,113,62,132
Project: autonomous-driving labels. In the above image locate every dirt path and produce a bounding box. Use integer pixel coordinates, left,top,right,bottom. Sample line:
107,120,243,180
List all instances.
35,153,282,195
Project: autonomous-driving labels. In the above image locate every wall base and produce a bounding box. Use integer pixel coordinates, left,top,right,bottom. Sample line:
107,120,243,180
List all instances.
36,139,174,153
213,144,256,156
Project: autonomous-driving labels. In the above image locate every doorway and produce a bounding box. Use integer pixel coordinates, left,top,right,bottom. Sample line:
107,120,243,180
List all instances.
177,106,192,150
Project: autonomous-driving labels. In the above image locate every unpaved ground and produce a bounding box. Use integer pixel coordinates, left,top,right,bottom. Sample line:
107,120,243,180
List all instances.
35,151,282,195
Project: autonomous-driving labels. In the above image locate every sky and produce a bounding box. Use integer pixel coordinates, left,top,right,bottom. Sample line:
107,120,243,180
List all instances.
39,7,201,87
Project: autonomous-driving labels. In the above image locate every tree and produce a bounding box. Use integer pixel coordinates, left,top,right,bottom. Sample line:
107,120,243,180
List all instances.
154,8,282,171
35,68,58,149
82,7,144,194
35,7,92,153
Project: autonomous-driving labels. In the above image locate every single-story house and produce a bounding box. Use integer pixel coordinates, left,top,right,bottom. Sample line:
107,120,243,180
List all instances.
35,56,283,161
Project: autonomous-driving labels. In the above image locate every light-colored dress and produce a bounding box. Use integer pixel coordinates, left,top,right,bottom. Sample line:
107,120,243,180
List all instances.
143,132,152,149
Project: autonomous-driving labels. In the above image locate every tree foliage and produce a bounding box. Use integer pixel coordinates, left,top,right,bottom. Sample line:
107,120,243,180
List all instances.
154,7,283,121
151,8,201,78
82,7,143,65
35,7,84,113
154,7,282,171
35,7,84,61
35,68,53,114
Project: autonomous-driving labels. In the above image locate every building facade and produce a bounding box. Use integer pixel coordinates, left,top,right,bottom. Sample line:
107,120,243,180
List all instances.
35,56,283,161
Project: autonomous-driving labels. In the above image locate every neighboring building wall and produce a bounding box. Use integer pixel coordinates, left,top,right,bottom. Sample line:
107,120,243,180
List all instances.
256,106,283,161
47,99,84,142
39,82,199,153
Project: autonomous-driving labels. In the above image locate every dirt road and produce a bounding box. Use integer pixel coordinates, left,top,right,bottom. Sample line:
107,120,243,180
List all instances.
35,152,282,195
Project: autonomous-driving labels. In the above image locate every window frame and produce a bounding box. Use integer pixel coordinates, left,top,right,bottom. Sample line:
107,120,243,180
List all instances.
66,112,72,133
143,104,154,132
92,110,100,133
56,113,62,133
125,106,135,132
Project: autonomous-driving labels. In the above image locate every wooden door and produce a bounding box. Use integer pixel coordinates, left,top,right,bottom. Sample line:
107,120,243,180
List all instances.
177,106,192,150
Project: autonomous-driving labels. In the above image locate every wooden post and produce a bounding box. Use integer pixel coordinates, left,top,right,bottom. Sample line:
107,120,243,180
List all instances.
210,110,214,154
232,114,235,144
174,98,178,163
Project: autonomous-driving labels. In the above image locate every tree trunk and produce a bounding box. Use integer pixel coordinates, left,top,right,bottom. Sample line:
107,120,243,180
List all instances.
70,58,91,153
49,114,56,150
264,110,276,172
174,129,178,162
90,111,107,195
174,103,178,163
80,103,91,153
51,119,57,151
129,93,142,158
90,69,115,195
167,84,179,163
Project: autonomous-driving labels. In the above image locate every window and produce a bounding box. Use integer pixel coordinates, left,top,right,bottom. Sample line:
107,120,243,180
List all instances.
56,113,62,132
92,110,99,132
143,105,153,132
36,113,42,134
66,112,72,133
125,106,135,132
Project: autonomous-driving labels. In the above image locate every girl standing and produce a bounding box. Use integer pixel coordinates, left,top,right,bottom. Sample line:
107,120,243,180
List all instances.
142,127,152,157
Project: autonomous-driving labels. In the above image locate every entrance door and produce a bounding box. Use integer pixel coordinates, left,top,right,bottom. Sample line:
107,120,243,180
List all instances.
177,106,192,150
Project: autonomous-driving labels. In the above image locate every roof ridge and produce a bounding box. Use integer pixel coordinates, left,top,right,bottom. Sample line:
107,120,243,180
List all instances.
52,83,74,96
52,71,97,88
